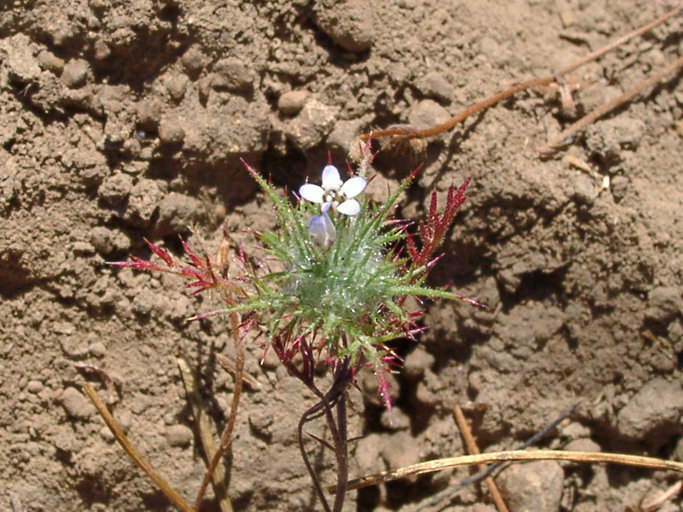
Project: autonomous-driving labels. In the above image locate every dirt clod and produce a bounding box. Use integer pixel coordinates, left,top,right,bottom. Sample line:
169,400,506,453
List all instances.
278,90,309,115
61,59,90,89
617,378,683,446
158,118,185,145
498,460,564,512
60,387,96,420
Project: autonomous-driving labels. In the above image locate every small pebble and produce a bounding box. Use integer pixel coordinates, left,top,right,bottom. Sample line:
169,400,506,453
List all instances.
415,71,454,102
166,424,193,447
136,99,163,130
60,387,95,419
408,99,451,131
89,341,106,358
61,59,90,88
278,90,308,115
248,409,274,440
27,380,43,394
497,460,564,512
164,74,188,102
617,378,683,447
286,99,336,150
610,175,628,202
123,179,163,228
158,119,185,145
90,226,129,255
181,45,205,78
645,287,681,324
92,39,111,61
573,174,596,205
312,0,374,52
37,49,64,74
97,173,134,206
212,58,252,92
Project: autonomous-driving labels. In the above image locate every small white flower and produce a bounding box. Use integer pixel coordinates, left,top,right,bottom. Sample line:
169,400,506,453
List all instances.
299,164,366,216
308,211,336,248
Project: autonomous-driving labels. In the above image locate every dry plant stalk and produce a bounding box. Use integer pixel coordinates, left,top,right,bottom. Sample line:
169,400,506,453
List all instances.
178,357,232,512
86,225,247,512
82,381,195,512
193,226,245,510
638,480,683,512
359,7,681,157
334,450,683,493
537,55,683,155
452,405,508,512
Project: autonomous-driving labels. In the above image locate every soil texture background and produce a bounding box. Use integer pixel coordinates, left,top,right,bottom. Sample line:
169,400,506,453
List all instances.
1,1,682,511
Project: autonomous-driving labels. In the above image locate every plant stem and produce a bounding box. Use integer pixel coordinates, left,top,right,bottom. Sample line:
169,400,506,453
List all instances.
359,7,681,146
294,358,352,512
537,54,683,156
337,450,683,493
178,358,232,512
82,382,195,512
332,363,349,512
193,309,244,511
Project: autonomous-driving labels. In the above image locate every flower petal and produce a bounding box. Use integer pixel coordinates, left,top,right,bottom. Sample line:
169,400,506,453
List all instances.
299,184,324,203
308,212,336,248
321,165,342,192
340,176,366,199
321,201,332,212
337,199,361,216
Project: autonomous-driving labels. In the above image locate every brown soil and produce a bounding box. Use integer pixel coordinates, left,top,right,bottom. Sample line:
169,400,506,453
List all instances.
1,1,682,511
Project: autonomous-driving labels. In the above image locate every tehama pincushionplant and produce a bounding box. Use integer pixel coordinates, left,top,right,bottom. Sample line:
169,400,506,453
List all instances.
114,146,480,512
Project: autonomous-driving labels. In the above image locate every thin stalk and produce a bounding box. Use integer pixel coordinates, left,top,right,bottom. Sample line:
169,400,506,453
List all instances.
537,55,683,156
82,382,195,512
452,405,508,512
335,450,683,493
178,358,232,512
295,360,352,512
359,7,680,144
193,309,244,510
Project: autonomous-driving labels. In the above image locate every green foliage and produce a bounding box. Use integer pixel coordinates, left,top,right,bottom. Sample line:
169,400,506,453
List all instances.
237,168,455,369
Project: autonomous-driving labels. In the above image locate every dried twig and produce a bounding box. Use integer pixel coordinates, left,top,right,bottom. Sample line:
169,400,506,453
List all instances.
82,381,195,512
639,480,683,512
178,357,232,512
215,353,261,390
359,7,681,152
193,228,245,511
335,450,683,493
452,405,509,512
537,55,683,156
74,362,120,404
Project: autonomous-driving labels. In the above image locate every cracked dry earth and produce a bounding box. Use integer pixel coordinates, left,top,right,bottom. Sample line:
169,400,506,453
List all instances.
1,1,682,511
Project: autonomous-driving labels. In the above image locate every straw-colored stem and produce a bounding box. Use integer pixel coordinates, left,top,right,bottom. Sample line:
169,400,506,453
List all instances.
334,450,683,493
178,358,232,512
537,55,683,156
452,405,508,512
82,381,195,512
359,7,680,144
193,309,245,510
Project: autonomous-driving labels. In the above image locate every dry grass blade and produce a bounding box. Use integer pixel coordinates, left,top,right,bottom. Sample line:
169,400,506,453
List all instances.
215,353,261,390
537,55,683,156
640,480,683,512
358,7,681,152
193,226,246,510
452,405,508,512
178,357,233,512
82,381,195,512
333,450,683,493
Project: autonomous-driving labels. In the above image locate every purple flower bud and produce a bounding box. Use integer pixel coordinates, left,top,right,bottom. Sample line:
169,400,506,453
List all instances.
308,211,336,248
